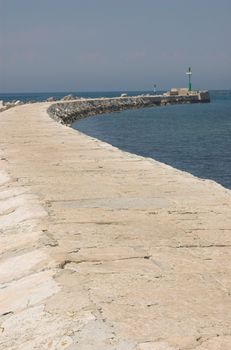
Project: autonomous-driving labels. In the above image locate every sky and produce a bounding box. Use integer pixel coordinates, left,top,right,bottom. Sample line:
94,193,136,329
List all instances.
0,0,231,92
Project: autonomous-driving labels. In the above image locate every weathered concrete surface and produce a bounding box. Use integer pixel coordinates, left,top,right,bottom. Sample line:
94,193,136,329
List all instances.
0,103,231,350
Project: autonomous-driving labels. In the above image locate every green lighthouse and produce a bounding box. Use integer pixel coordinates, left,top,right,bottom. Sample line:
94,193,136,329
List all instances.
186,67,192,91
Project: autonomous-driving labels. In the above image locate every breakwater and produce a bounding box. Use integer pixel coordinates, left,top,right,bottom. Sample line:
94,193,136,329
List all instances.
1,101,231,350
47,91,210,125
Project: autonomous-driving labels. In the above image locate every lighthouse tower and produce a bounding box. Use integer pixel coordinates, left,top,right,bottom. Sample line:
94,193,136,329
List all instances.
186,67,192,91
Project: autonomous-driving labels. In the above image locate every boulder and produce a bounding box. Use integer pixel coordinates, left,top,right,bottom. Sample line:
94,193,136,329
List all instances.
46,97,55,102
61,94,76,101
14,100,23,105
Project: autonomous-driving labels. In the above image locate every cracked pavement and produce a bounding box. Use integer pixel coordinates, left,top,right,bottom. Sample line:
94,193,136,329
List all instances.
0,103,231,349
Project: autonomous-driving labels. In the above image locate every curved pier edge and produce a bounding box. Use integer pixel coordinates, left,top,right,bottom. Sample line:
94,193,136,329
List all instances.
1,102,231,350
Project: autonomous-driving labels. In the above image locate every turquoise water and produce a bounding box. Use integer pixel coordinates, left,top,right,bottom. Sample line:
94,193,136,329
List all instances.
72,91,231,190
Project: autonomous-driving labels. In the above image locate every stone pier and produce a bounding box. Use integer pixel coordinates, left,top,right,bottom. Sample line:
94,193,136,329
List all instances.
0,100,231,350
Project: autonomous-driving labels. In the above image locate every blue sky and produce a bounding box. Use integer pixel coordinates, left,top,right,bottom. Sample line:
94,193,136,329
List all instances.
0,0,230,92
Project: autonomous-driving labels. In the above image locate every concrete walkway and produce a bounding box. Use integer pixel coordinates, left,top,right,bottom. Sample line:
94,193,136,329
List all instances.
0,103,231,350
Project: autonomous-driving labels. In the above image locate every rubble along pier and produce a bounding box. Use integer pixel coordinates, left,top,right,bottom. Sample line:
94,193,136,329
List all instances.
48,90,210,125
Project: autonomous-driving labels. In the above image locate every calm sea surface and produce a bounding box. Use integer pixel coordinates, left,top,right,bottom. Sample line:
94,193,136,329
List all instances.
1,90,231,190
72,91,231,190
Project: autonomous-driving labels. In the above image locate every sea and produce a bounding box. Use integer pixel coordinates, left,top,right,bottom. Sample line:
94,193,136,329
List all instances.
1,90,231,190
